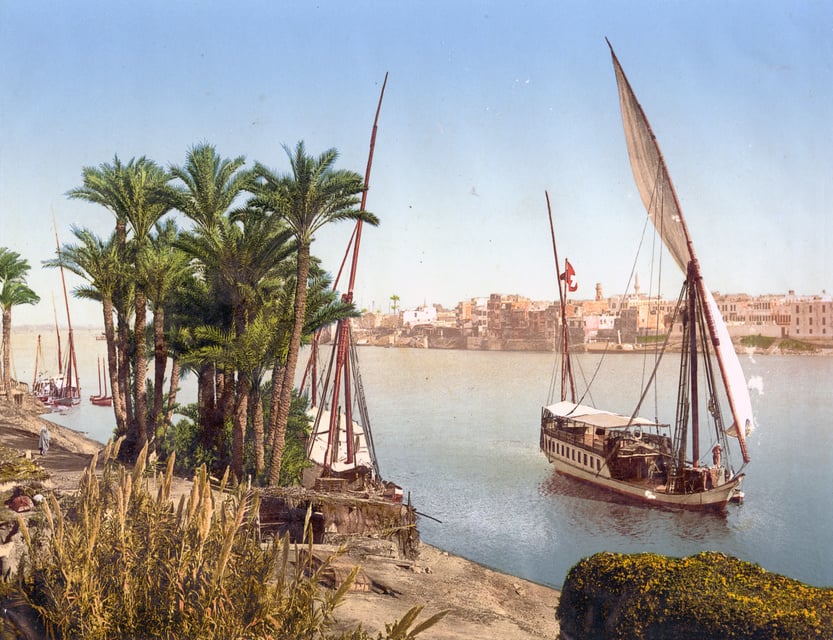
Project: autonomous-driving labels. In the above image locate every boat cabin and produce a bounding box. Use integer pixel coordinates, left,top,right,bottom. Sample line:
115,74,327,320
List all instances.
541,401,672,483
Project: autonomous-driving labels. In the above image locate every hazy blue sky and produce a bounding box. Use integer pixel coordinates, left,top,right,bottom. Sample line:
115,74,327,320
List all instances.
1,1,831,327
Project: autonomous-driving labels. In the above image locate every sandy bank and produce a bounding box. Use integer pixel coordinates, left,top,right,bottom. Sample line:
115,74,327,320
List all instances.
0,395,561,639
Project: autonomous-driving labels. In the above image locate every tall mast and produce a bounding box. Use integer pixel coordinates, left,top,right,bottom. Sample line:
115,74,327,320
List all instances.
687,262,700,466
320,73,388,475
52,292,62,371
545,191,575,402
53,214,80,400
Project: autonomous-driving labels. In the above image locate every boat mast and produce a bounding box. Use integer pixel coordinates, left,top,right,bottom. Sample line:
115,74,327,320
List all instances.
687,262,700,466
53,216,80,401
52,293,62,373
32,335,41,389
545,191,576,403
319,73,388,477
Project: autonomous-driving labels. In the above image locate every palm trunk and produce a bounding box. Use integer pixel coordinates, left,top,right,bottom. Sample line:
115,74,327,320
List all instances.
151,304,167,437
2,306,11,397
165,355,180,427
232,372,250,480
266,360,285,449
198,364,216,452
268,243,311,486
134,290,148,447
250,381,265,473
102,299,125,434
117,307,133,441
218,368,234,465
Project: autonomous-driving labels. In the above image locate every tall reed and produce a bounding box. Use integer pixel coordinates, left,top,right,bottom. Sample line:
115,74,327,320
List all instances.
15,438,443,639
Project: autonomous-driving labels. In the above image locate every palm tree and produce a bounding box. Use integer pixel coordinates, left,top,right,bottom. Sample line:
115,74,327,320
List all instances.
252,141,378,486
176,209,295,473
166,144,258,464
0,249,39,397
68,156,173,454
141,219,192,439
44,228,128,434
168,143,254,232
390,294,400,315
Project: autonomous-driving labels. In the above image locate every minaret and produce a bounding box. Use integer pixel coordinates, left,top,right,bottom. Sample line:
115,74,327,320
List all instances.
595,282,603,302
634,273,640,297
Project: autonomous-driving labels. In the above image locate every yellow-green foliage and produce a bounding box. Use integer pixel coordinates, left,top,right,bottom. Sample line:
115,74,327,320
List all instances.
779,338,817,353
0,444,47,483
558,551,833,640
739,334,776,349
15,438,443,639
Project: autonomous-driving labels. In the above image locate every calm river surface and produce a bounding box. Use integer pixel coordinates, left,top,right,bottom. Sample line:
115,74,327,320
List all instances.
43,345,833,589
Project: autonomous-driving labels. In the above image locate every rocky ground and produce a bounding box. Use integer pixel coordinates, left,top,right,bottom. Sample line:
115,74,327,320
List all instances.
0,395,561,639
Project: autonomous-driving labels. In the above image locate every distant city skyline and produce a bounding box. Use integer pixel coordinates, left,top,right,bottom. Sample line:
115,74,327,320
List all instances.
2,2,830,327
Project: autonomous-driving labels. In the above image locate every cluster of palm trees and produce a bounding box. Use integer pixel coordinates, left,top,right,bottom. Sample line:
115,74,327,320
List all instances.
50,141,378,485
0,249,40,399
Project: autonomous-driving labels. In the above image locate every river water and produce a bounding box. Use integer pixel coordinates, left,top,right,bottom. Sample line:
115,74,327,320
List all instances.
36,340,833,589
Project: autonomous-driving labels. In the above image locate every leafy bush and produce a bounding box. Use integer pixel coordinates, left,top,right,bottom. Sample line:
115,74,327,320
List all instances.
558,551,833,639
14,439,442,639
779,338,817,353
739,334,776,349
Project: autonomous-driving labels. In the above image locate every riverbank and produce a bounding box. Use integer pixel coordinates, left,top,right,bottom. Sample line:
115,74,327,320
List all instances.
0,396,561,639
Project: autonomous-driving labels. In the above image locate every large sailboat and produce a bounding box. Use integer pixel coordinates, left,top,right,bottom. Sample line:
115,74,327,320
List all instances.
299,73,405,503
539,43,753,510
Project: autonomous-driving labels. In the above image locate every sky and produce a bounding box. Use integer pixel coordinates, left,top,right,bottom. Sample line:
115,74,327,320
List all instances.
1,1,831,328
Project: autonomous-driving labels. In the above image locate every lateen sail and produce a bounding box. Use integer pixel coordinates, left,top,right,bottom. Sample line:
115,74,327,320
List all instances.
608,41,752,463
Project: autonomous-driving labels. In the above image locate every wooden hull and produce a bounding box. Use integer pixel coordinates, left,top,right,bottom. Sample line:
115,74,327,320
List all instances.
541,431,742,510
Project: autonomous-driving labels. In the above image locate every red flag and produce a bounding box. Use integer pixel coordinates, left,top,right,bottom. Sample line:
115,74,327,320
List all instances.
559,259,578,292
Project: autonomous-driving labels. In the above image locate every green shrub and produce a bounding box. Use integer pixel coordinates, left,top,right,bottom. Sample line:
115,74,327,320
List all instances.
558,551,833,640
14,439,443,639
779,338,817,353
739,334,776,349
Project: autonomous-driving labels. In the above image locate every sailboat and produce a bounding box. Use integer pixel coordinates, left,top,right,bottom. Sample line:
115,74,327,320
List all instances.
300,72,403,501
90,357,112,406
539,43,753,510
260,76,417,558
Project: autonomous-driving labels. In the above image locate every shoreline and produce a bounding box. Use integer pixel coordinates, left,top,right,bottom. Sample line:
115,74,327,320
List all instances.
0,396,561,640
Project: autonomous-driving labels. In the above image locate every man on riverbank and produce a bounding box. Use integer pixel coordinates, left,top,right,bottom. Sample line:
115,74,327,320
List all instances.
39,425,50,456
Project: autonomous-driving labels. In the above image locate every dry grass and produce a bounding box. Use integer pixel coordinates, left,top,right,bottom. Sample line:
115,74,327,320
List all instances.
13,438,443,639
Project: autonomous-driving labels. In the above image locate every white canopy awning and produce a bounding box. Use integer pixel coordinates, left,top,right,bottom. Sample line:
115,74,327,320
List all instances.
543,400,659,429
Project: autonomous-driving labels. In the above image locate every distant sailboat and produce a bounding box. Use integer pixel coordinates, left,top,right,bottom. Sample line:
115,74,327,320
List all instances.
539,42,752,510
90,357,112,406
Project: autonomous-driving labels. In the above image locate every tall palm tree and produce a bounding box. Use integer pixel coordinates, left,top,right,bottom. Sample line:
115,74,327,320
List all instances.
140,219,192,440
168,143,254,232
44,228,128,434
177,209,295,473
166,144,257,463
252,141,378,486
0,249,39,397
68,156,173,454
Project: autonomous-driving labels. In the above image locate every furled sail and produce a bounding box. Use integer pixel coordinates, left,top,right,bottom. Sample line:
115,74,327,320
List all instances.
608,41,752,463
